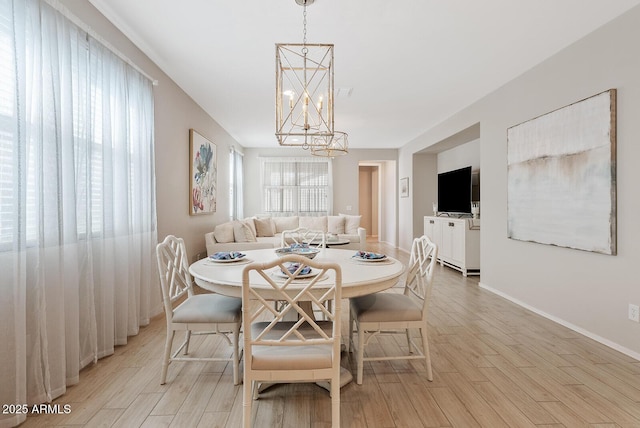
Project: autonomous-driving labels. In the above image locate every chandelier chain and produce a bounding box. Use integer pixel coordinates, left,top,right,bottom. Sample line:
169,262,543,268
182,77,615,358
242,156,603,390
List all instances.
303,1,308,45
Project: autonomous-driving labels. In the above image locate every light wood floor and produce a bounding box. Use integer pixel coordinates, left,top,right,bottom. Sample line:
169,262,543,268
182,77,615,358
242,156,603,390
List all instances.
20,241,640,427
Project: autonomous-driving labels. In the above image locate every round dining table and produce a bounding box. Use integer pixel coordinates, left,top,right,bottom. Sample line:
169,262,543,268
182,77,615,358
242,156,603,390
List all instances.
188,247,405,388
189,248,405,299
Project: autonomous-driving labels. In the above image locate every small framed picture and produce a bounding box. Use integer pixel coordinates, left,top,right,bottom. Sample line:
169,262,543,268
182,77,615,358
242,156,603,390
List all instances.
189,129,217,215
400,177,409,198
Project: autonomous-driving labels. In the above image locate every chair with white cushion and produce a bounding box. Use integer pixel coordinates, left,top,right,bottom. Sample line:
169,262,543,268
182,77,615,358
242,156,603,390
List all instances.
156,235,242,385
241,254,342,428
349,235,437,384
281,227,327,248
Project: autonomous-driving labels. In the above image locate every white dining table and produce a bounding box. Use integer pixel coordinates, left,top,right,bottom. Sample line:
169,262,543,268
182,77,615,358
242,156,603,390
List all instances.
189,248,405,299
188,247,405,388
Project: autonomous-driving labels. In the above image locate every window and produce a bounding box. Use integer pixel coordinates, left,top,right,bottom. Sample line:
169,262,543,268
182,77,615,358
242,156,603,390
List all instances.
1,0,157,417
0,15,155,247
261,157,332,216
229,146,243,220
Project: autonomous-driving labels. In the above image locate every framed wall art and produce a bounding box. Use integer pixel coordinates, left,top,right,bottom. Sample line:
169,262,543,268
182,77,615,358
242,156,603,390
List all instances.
507,89,616,255
400,177,409,198
189,129,217,215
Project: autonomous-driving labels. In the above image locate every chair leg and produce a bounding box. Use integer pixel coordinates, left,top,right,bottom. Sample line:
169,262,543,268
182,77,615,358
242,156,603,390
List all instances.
233,326,241,386
242,379,252,428
161,330,175,385
184,330,192,355
347,308,353,354
405,328,413,354
421,326,433,381
357,324,365,385
331,375,340,428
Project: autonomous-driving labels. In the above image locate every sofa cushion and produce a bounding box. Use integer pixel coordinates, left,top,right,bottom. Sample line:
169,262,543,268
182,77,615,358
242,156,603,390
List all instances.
339,213,362,235
241,217,257,238
233,221,257,243
327,216,345,234
213,222,235,243
299,216,327,232
272,216,299,233
254,217,275,237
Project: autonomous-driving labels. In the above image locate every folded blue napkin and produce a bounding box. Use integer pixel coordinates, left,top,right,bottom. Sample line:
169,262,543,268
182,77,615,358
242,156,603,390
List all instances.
210,251,245,260
282,262,312,275
289,243,309,249
353,251,387,260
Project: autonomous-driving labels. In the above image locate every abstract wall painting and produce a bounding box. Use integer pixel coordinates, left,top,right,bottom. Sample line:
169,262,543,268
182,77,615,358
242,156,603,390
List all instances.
507,89,616,255
189,129,217,215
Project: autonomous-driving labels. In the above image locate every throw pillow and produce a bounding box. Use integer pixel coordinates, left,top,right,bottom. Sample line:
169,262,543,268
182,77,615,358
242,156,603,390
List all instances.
327,216,345,234
254,217,275,237
339,213,362,235
233,221,256,243
241,217,257,238
299,216,327,232
272,216,299,233
213,222,235,243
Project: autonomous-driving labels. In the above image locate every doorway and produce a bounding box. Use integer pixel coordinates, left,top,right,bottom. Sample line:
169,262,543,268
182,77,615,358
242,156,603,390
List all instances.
359,165,380,239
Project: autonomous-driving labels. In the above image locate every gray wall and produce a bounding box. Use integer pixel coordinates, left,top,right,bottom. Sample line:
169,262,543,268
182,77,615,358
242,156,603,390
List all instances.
411,154,437,240
62,1,241,263
399,6,640,357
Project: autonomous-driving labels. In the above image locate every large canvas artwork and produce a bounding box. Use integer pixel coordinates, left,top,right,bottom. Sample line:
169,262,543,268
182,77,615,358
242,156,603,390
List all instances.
189,129,217,215
507,89,616,255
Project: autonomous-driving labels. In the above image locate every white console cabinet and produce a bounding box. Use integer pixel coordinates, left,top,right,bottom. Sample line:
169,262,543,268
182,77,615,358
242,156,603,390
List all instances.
423,216,480,276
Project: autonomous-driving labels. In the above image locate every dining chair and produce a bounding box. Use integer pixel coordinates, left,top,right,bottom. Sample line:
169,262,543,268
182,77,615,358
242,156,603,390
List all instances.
281,227,327,248
156,235,242,385
242,254,342,428
349,235,437,384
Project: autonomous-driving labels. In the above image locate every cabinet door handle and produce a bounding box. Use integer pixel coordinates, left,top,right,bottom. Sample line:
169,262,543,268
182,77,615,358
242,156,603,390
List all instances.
448,222,455,227
429,220,434,224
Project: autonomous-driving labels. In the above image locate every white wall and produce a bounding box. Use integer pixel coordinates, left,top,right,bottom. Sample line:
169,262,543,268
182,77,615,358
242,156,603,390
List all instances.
437,139,480,173
379,160,398,246
400,5,640,357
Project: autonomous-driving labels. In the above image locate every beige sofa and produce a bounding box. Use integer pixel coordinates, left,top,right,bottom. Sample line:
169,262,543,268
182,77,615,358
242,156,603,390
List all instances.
205,214,366,255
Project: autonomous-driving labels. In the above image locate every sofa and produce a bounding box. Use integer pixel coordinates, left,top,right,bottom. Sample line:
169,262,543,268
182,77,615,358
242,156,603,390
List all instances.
205,214,366,255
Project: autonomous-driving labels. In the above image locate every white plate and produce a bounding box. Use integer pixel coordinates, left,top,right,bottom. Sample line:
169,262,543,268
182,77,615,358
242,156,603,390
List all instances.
208,255,247,263
274,267,319,279
352,255,388,262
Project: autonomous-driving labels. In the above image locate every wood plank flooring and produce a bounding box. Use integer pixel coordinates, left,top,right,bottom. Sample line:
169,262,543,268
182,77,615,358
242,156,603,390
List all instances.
20,241,640,427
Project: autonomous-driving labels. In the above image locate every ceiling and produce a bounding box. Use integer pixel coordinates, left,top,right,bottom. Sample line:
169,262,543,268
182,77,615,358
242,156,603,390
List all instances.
89,0,640,150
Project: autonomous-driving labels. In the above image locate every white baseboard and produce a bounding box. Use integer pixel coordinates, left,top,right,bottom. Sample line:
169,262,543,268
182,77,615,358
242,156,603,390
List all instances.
478,281,640,362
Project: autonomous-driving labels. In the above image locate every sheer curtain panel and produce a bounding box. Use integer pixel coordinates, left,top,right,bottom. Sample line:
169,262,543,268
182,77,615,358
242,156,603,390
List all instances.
230,147,244,220
0,1,157,426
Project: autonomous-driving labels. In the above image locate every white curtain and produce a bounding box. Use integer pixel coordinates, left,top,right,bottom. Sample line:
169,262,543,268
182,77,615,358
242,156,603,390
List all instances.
260,157,333,216
0,1,157,427
230,147,244,220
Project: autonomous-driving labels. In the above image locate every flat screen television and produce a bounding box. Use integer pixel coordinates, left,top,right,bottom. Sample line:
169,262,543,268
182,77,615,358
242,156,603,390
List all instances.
437,166,472,215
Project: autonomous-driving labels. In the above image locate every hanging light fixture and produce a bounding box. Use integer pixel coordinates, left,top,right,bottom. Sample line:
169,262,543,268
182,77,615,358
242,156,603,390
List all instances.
310,131,348,157
276,0,334,147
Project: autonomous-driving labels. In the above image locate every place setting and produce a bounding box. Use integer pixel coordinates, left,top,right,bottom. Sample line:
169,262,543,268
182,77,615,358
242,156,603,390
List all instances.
270,262,328,283
274,244,321,259
350,251,393,265
205,251,252,265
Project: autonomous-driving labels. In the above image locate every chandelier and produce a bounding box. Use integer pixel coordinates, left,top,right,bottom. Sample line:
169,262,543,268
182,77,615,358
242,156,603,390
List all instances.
276,0,334,147
310,131,348,157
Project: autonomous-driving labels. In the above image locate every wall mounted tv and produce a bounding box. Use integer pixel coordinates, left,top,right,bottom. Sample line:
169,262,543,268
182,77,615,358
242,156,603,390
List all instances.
437,166,472,215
